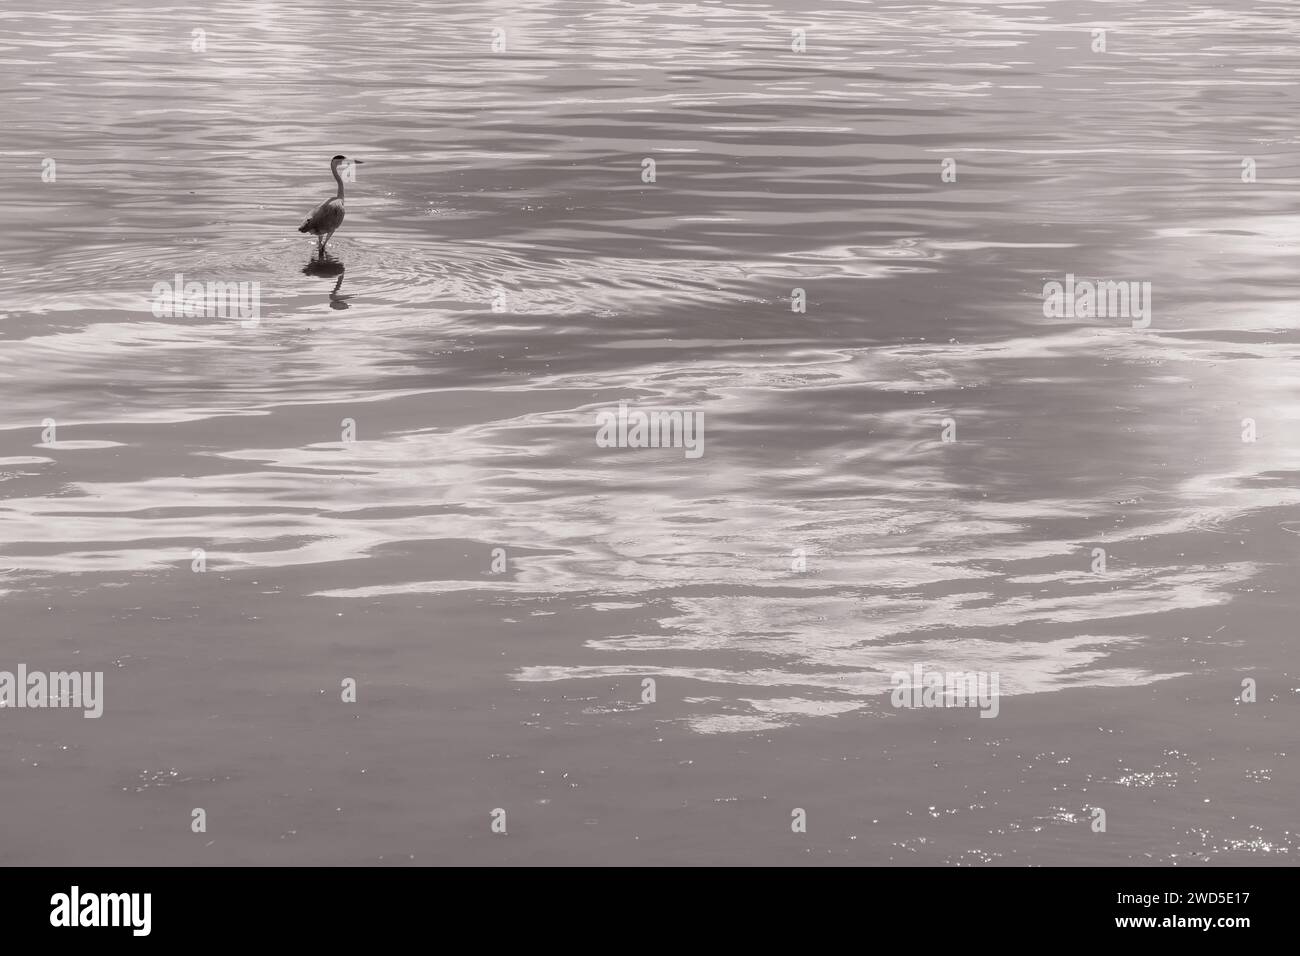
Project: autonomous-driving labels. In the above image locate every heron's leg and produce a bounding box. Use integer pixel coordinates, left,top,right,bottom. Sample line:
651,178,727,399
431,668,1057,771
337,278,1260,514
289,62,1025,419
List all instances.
322,230,335,254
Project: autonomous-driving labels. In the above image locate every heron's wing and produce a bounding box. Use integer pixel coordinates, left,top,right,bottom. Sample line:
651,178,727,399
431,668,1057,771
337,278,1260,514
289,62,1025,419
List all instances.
300,197,344,232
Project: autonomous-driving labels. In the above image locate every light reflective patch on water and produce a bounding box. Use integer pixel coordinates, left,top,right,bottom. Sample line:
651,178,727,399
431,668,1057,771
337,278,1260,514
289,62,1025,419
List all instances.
0,0,1297,866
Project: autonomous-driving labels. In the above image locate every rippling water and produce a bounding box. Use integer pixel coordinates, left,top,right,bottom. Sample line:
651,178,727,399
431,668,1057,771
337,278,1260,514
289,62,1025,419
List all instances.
1,0,1297,865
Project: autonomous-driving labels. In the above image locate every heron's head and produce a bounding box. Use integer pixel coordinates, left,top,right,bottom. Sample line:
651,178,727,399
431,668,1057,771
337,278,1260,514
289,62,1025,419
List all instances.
330,154,364,168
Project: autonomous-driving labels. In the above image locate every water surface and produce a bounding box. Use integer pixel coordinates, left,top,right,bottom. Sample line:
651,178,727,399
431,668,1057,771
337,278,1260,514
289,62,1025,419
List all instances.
1,0,1297,864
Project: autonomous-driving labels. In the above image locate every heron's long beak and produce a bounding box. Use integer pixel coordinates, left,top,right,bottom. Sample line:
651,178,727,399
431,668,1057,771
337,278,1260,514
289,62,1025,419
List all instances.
353,159,365,165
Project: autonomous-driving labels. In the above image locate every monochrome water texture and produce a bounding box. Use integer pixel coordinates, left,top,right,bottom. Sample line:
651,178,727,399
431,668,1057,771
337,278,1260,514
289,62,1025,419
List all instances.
0,0,1297,865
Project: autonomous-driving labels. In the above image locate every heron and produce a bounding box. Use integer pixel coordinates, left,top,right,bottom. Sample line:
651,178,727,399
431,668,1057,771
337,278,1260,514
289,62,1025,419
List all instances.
298,154,363,256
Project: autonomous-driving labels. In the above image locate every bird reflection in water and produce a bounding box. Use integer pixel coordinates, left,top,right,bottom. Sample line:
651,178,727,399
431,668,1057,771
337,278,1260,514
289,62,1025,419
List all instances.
302,255,351,310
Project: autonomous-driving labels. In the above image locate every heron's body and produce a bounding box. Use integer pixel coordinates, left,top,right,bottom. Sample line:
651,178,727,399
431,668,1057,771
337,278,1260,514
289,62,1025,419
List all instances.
298,154,362,256
300,196,345,237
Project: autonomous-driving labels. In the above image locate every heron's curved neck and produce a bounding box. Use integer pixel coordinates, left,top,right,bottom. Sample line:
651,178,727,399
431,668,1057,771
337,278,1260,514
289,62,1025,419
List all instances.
332,165,345,199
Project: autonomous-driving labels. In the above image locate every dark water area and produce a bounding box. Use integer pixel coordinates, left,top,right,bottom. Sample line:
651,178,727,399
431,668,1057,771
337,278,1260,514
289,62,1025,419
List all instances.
0,0,1297,864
